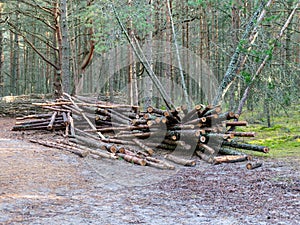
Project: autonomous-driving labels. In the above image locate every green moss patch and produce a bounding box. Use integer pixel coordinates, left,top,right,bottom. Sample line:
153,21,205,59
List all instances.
235,108,300,158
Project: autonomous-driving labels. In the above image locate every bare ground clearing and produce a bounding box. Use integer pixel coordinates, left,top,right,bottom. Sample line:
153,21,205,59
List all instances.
0,117,299,225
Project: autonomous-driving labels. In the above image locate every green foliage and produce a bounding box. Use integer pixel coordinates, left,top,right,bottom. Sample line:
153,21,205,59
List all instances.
237,39,248,53
187,0,206,7
80,1,117,52
283,93,291,106
267,82,275,90
79,0,154,53
241,70,252,84
262,12,283,28
265,46,274,61
265,14,281,23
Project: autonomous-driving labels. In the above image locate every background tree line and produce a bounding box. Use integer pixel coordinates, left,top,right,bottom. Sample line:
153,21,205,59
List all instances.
0,0,299,119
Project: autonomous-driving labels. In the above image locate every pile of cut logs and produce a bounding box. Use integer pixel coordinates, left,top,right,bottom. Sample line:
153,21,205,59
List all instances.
0,94,52,117
12,94,269,169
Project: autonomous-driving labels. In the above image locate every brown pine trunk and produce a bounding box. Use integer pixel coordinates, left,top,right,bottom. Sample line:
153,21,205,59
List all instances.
229,0,241,110
60,0,71,94
0,3,3,96
53,1,62,97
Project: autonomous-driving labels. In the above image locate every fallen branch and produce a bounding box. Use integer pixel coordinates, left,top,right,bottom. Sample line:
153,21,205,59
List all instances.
29,139,89,158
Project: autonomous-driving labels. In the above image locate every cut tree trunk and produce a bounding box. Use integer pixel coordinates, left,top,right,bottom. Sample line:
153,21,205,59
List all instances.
47,112,58,130
225,131,256,137
225,121,248,126
222,141,269,153
133,138,154,156
212,155,249,164
246,162,263,170
117,153,147,166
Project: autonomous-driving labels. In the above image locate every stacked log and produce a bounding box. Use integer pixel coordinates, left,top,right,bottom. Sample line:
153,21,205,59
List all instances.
0,94,52,117
93,103,269,159
11,94,270,169
12,111,71,132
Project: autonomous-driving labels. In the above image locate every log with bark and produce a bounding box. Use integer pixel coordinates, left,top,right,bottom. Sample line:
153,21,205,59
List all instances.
212,155,250,164
145,156,175,170
246,162,263,170
117,153,147,166
12,111,67,132
222,141,269,153
29,139,89,158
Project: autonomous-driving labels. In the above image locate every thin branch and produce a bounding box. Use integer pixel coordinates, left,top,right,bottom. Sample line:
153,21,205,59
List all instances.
16,9,56,31
110,1,176,110
166,0,191,110
7,21,59,70
9,23,57,52
18,0,54,15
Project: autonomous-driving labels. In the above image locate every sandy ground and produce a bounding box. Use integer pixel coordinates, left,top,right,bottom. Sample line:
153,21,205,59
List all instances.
0,117,299,225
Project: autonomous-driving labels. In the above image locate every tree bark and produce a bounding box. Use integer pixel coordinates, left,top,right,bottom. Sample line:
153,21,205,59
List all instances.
225,131,256,137
64,93,106,139
47,111,58,130
222,141,269,153
60,0,71,94
246,162,263,170
133,138,154,156
219,147,249,156
0,3,3,96
117,153,147,166
213,155,249,164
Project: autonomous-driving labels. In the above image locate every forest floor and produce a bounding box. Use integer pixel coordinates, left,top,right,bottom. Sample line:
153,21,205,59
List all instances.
0,117,299,225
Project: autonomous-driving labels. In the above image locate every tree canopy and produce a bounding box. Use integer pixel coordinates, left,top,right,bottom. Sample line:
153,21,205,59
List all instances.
0,0,299,116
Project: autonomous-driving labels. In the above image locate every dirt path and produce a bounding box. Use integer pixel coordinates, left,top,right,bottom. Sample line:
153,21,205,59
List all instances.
0,118,299,225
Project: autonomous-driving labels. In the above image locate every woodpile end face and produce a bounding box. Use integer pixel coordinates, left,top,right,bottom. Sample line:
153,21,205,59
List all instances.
12,93,269,170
